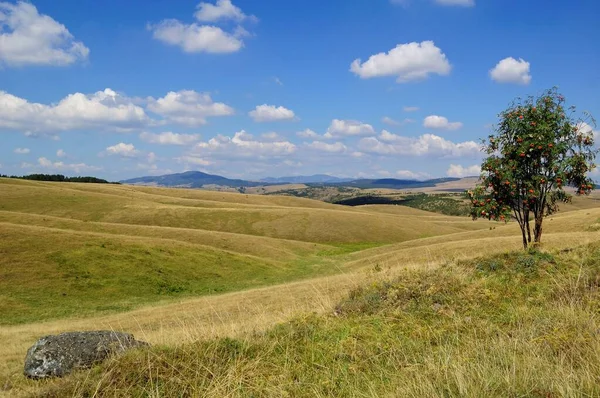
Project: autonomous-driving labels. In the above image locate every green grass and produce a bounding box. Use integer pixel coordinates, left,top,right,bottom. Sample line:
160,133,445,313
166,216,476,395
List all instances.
0,224,363,325
0,178,499,325
37,244,600,397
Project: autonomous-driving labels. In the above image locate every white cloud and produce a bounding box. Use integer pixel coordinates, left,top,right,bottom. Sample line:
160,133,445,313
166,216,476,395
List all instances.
37,157,100,173
147,90,234,126
249,104,295,122
150,20,243,53
13,147,29,154
350,41,451,83
447,164,480,178
140,131,201,145
150,1,255,54
435,0,475,6
0,88,148,134
489,57,531,85
306,141,347,153
296,128,319,138
195,0,253,22
403,106,419,112
325,119,375,138
577,122,599,141
56,149,66,158
359,132,480,158
423,115,463,130
105,143,140,158
396,170,431,180
192,130,296,158
0,1,89,67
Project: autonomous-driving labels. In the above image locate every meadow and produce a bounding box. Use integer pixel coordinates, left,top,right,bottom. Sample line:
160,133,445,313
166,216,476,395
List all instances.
1,177,600,396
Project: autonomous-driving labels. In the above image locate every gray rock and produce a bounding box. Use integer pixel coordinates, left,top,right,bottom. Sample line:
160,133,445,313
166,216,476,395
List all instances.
24,330,148,379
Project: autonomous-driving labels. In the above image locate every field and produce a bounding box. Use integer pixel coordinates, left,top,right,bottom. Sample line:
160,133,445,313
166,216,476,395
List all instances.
2,177,600,396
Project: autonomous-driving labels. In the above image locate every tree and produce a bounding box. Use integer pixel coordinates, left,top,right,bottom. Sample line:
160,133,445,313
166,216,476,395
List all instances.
468,88,597,249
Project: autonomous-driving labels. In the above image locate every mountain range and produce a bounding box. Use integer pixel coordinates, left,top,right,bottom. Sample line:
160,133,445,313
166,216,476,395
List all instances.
120,171,462,189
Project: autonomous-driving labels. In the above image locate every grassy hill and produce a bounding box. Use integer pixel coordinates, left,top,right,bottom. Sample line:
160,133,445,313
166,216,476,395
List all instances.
0,178,497,325
38,245,600,397
2,177,600,396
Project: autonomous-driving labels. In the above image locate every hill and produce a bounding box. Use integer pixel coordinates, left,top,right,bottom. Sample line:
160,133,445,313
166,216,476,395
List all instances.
261,175,354,184
340,177,461,189
0,177,499,326
120,171,463,190
37,245,600,397
2,177,600,396
120,170,263,188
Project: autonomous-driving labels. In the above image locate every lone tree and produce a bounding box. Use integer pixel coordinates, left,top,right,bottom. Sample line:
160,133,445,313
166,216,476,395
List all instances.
469,88,597,249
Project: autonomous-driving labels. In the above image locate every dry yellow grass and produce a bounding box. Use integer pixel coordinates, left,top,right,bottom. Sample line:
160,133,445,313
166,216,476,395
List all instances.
2,177,600,396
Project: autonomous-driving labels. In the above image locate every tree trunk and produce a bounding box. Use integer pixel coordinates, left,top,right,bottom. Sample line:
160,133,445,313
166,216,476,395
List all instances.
524,210,532,244
519,223,528,250
534,215,543,243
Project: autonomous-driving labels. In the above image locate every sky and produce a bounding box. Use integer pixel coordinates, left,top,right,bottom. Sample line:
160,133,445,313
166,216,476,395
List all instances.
0,0,599,181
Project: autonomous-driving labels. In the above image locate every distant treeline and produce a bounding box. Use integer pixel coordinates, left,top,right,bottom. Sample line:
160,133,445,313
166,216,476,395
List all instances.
0,174,118,184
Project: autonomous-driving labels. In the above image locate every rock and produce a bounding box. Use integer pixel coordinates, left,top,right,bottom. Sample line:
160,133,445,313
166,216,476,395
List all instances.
24,331,148,379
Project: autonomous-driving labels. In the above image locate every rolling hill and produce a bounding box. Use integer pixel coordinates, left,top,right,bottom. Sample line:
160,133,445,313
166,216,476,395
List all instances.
3,177,600,396
121,170,467,190
120,170,264,188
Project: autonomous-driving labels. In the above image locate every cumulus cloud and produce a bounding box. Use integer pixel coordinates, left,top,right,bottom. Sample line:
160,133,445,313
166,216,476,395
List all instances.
194,0,255,22
149,0,255,54
150,21,244,53
447,164,481,177
13,147,29,154
104,143,140,158
350,41,451,83
305,141,347,153
37,157,100,173
0,1,89,67
192,130,296,158
423,115,463,130
249,104,295,122
435,0,475,6
296,128,319,138
147,90,234,126
140,131,201,145
359,131,480,158
325,119,375,139
56,149,66,158
0,88,148,134
489,57,531,85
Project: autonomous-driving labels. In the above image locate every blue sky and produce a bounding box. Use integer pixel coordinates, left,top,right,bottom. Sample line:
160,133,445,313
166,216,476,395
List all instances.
1,0,599,181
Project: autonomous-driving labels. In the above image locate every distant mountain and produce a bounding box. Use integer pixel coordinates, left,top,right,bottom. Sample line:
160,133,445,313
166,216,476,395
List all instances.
337,177,461,189
121,171,463,191
120,171,263,188
261,174,354,184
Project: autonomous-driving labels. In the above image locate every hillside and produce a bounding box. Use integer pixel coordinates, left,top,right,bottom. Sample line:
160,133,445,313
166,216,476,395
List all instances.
2,177,600,396
37,245,600,397
0,177,500,326
120,170,264,188
120,170,465,191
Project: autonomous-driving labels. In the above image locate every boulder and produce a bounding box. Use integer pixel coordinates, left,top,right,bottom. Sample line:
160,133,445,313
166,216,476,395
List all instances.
24,331,148,379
